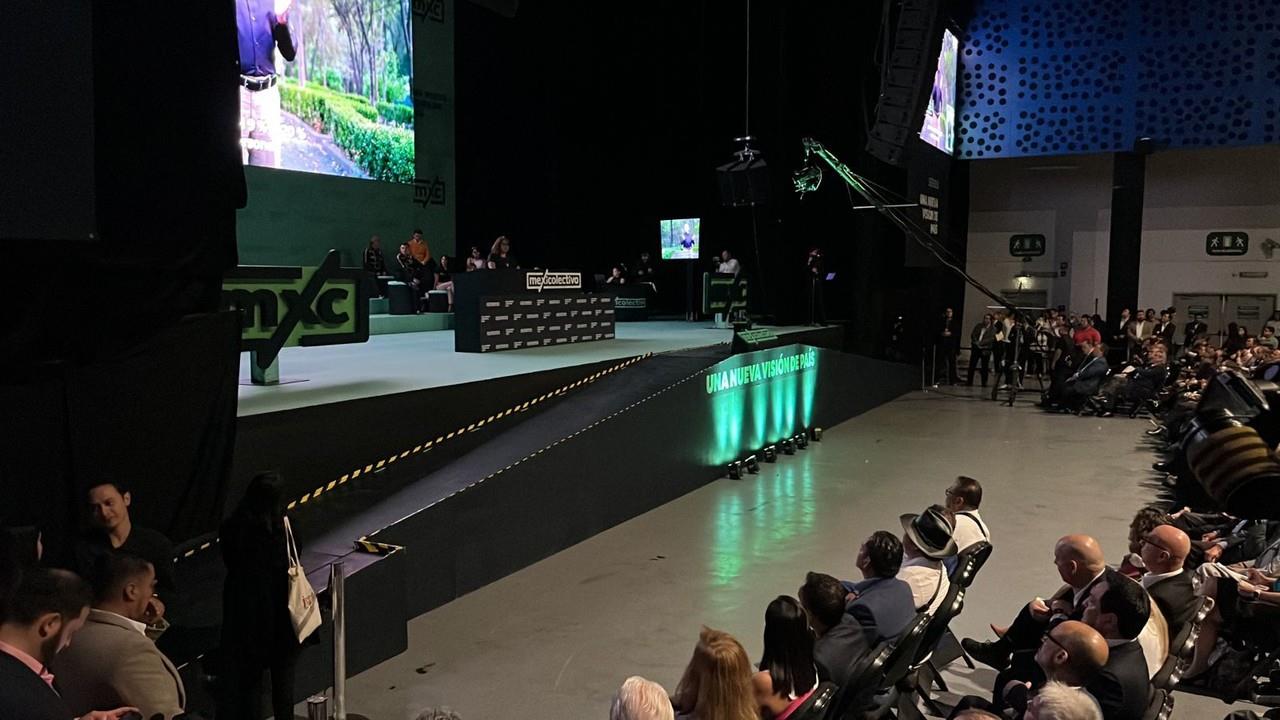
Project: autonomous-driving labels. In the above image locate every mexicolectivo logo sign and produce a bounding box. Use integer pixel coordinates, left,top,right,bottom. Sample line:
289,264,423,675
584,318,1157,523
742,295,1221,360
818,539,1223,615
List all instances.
525,271,583,291
705,347,818,395
221,250,369,368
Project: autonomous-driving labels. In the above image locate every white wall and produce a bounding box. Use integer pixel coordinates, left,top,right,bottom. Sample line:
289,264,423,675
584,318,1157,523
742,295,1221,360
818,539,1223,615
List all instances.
964,145,1280,334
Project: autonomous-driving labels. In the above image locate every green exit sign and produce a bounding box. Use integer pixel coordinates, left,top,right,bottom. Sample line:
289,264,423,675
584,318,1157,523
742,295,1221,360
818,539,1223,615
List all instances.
1010,234,1046,257
1206,232,1249,256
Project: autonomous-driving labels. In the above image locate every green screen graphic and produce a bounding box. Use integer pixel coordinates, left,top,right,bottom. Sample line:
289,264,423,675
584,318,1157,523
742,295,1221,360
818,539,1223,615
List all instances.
706,345,819,466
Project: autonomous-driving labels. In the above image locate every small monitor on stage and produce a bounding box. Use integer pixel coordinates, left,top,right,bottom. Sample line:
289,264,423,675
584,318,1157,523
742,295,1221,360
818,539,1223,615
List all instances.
659,218,700,260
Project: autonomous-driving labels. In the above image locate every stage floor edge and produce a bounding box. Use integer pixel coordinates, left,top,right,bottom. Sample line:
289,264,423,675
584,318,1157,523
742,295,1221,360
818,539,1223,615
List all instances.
236,321,826,417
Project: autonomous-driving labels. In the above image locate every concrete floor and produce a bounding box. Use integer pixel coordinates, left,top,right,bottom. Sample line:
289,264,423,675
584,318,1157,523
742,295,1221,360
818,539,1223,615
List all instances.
334,387,1258,719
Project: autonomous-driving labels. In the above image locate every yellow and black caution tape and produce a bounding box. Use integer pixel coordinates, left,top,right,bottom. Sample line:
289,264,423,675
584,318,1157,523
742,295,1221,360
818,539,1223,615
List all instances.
354,537,402,555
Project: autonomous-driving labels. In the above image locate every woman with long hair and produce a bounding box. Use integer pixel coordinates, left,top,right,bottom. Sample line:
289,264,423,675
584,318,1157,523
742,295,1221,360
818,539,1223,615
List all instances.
672,627,756,720
487,235,516,269
753,596,819,719
216,472,301,720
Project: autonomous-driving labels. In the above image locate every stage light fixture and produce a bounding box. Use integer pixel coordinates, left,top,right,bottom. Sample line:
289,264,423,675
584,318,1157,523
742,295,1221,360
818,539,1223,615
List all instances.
745,455,760,474
809,427,823,442
727,461,743,480
781,438,796,455
794,433,809,450
762,445,778,463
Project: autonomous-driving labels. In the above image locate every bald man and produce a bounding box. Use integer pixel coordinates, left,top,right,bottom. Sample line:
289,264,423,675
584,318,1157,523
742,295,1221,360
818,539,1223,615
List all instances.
1139,524,1196,642
965,535,1113,671
999,621,1109,717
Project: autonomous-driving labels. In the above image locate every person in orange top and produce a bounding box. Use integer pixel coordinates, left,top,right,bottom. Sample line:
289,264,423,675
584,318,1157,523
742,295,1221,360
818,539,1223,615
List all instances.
407,229,432,265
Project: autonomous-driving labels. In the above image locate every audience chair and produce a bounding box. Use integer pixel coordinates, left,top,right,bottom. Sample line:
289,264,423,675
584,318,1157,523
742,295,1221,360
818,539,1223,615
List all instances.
788,681,837,720
931,541,994,678
828,612,932,720
1146,596,1214,720
897,585,968,719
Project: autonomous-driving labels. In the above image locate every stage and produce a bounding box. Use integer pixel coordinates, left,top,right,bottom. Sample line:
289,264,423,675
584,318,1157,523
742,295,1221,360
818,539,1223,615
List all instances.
178,321,920,716
238,320,791,416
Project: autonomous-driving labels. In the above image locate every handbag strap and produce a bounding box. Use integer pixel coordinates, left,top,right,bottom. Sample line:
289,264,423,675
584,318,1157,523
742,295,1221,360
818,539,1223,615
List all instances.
283,516,302,569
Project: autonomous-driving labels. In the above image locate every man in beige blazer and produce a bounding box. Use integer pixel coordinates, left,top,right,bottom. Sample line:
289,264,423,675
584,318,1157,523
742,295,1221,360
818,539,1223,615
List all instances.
51,554,185,720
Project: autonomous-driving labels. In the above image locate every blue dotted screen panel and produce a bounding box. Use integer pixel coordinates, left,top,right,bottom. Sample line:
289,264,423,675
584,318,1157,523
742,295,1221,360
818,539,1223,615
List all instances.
956,0,1280,159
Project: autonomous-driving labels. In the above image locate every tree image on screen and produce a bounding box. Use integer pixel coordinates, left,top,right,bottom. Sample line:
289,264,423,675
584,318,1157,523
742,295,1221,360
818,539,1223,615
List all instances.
237,0,415,183
919,29,958,155
660,218,700,260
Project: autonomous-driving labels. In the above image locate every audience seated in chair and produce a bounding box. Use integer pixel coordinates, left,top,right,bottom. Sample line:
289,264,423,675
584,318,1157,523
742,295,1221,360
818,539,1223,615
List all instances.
944,476,991,554
1027,680,1104,720
963,535,1110,673
1137,524,1197,643
841,531,916,642
672,627,756,720
798,572,871,686
752,597,819,720
610,676,674,720
0,568,138,720
896,506,957,614
50,553,184,720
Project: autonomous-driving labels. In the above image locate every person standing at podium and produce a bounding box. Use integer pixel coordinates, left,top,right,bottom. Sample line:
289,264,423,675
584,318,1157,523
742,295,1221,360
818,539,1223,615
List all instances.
717,249,741,275
487,235,518,269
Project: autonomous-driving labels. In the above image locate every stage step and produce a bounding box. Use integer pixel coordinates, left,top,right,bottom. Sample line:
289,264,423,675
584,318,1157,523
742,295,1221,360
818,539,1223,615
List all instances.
369,312,454,335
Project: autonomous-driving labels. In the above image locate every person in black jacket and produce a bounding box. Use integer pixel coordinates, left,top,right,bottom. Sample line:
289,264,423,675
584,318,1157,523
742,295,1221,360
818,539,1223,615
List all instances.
1080,575,1151,720
0,568,136,720
799,572,871,686
967,314,998,387
1137,525,1197,643
216,472,301,720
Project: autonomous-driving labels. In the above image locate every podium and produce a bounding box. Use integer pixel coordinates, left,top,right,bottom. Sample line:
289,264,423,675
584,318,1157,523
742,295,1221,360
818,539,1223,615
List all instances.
453,270,617,353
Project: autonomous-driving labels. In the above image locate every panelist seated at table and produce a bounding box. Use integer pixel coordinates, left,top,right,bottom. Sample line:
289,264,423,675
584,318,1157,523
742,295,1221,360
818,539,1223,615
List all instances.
605,266,628,285
487,235,519,270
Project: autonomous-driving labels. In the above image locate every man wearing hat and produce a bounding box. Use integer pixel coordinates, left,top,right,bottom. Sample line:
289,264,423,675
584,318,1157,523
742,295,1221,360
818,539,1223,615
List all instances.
897,505,958,614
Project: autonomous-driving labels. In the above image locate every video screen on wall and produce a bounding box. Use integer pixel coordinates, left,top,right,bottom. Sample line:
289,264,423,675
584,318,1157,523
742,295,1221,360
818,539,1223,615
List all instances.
659,218,701,260
237,0,415,183
919,28,958,155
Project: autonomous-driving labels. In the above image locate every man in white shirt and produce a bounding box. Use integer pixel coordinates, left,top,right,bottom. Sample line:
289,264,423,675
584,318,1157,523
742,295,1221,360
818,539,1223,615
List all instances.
944,476,991,552
896,506,957,614
51,554,186,720
717,249,741,275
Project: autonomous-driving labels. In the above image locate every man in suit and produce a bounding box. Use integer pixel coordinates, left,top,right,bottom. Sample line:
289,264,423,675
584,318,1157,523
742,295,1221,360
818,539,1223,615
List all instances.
1057,340,1108,411
964,535,1111,671
0,568,136,720
1081,574,1152,720
1138,524,1197,643
800,571,871,686
52,554,185,720
994,620,1109,717
967,314,998,387
842,531,916,642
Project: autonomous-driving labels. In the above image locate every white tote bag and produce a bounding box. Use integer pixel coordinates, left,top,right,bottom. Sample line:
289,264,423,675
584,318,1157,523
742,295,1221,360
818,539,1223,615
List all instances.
284,517,321,642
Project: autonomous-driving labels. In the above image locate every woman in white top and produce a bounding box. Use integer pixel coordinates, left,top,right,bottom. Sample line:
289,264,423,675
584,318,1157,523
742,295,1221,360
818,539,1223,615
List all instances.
465,246,486,271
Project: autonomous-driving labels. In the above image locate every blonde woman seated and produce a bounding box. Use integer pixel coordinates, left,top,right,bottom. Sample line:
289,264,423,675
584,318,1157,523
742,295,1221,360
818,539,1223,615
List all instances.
752,597,819,720
672,627,756,720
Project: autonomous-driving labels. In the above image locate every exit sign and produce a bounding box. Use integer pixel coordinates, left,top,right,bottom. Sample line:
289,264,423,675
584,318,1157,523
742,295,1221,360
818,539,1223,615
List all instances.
1010,234,1046,257
1207,232,1249,256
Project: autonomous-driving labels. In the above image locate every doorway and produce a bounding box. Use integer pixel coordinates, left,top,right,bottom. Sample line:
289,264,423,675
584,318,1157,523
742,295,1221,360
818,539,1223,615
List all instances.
1171,293,1277,344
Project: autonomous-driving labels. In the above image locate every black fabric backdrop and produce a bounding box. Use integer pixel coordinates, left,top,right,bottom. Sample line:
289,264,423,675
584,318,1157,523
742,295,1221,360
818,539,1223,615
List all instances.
0,312,241,554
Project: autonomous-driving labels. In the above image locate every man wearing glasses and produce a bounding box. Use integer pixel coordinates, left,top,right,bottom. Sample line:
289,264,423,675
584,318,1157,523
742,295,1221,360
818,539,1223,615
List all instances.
1138,525,1196,642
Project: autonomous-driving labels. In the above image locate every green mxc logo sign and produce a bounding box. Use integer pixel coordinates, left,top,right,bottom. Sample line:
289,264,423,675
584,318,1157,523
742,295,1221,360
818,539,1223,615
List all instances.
221,250,369,371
